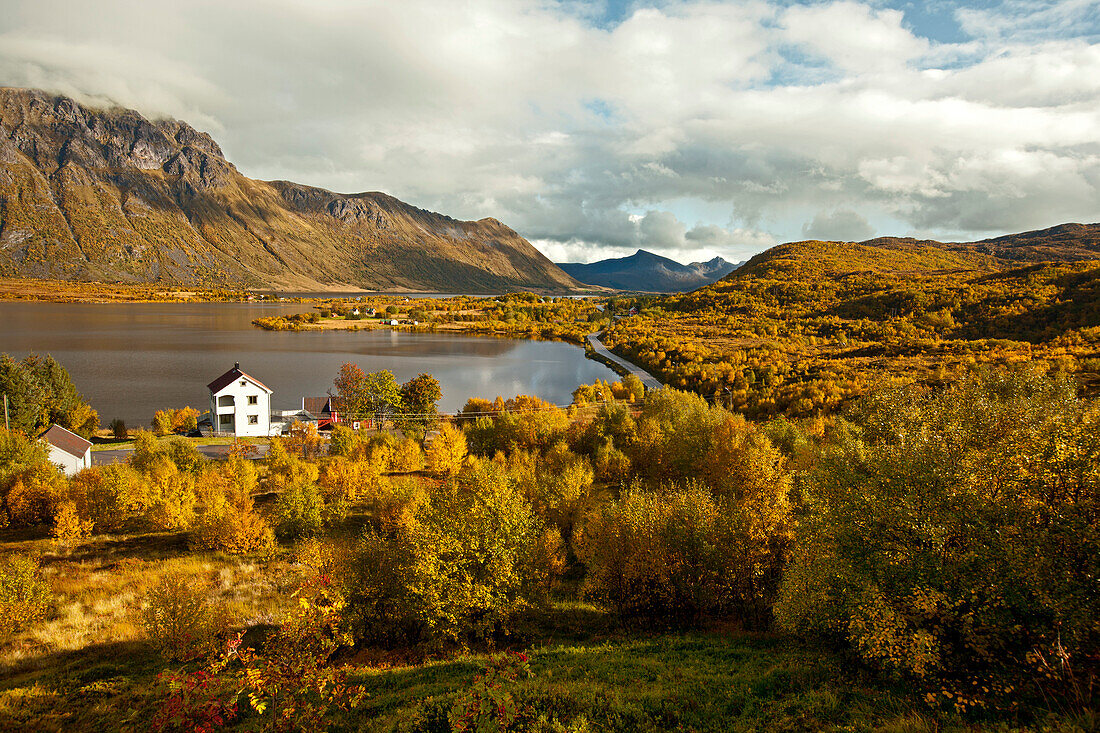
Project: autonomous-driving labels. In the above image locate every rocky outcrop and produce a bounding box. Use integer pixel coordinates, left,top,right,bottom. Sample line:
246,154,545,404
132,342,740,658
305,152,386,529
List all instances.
0,87,580,292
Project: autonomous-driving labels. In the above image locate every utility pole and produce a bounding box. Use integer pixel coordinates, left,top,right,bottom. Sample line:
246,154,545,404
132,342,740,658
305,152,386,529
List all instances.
3,393,8,432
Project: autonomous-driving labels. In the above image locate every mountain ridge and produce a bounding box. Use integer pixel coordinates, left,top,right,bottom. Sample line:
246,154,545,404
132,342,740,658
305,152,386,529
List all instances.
725,223,1100,284
0,87,580,292
557,248,739,292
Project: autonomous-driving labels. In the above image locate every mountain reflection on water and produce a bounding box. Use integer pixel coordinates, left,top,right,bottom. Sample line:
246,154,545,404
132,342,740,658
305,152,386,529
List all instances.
0,302,618,426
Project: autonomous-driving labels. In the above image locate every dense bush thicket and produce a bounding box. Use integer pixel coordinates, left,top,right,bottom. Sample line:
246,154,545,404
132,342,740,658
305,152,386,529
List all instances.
423,370,1097,706
350,458,546,647
0,353,99,437
0,425,284,553
447,384,794,630
776,369,1100,688
3,360,1096,716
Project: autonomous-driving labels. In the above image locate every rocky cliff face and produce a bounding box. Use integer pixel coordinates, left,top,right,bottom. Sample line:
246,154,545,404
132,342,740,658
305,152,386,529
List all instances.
0,87,579,292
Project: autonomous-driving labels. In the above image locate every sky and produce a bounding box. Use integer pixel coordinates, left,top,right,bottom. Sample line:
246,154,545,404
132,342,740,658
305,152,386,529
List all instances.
1,0,1098,265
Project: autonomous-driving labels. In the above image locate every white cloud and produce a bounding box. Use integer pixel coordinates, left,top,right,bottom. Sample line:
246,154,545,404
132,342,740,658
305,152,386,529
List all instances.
956,0,1100,43
685,224,776,257
533,209,773,263
781,2,929,71
0,0,1097,264
802,209,876,241
533,239,638,264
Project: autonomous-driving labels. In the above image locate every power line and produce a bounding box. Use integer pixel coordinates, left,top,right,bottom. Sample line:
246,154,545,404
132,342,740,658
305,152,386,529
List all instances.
298,397,642,422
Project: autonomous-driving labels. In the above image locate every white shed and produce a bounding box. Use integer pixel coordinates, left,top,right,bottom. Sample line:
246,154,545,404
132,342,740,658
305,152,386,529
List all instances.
207,362,273,437
40,425,92,476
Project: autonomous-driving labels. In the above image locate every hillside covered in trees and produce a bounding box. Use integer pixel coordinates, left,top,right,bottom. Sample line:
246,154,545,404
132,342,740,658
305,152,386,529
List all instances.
601,224,1100,417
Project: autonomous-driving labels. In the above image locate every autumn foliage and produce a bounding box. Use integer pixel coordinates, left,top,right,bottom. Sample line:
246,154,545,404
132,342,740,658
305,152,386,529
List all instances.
602,243,1100,417
0,553,52,635
777,369,1100,695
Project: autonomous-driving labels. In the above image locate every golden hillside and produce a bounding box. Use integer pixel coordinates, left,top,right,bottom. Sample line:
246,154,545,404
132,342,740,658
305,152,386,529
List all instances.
602,230,1100,416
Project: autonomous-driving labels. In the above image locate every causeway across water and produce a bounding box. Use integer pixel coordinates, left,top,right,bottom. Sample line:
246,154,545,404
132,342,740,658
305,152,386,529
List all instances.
586,332,663,391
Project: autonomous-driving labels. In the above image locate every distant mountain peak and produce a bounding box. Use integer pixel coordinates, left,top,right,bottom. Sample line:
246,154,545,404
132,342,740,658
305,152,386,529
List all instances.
557,249,741,292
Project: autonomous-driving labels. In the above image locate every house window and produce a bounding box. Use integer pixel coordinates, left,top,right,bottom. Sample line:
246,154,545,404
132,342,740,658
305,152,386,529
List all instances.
219,415,232,426
248,395,258,405
248,415,259,425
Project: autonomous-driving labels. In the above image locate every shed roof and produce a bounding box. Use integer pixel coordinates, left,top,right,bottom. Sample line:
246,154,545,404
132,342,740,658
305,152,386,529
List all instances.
40,424,92,458
207,363,272,394
303,396,344,417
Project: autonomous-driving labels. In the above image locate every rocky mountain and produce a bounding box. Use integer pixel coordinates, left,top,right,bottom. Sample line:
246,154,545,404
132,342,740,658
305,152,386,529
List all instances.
557,249,740,292
0,87,580,292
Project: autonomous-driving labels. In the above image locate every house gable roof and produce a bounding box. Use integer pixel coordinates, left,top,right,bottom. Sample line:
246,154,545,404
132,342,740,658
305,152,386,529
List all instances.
207,363,273,395
303,396,344,417
40,424,92,458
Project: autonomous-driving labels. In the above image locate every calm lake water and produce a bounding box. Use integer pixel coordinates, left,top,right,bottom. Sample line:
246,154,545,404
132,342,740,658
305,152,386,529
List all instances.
0,302,617,426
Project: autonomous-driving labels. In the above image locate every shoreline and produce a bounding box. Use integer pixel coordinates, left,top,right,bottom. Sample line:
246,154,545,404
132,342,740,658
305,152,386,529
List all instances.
250,311,664,388
0,277,254,303
251,313,594,345
0,277,609,304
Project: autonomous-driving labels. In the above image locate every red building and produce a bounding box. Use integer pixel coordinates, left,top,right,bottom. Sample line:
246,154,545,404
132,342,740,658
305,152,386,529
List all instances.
302,396,344,429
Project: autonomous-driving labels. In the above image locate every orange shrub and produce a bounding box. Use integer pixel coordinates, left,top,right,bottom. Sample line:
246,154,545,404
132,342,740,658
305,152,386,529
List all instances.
391,437,423,472
51,500,94,541
425,423,467,477
0,553,52,635
67,463,146,531
146,457,197,530
141,571,228,661
6,464,64,526
192,458,273,554
193,500,274,556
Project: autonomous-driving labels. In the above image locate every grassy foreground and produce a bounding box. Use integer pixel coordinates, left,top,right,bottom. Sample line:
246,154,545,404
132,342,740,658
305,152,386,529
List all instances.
0,517,1078,733
0,543,980,733
351,622,946,733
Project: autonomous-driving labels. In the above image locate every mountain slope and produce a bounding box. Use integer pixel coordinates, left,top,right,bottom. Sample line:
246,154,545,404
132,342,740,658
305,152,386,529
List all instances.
600,223,1100,417
0,87,579,292
857,223,1100,263
557,249,739,292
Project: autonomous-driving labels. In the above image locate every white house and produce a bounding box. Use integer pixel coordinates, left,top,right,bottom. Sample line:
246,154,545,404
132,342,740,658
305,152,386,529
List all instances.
40,424,92,476
207,362,273,437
